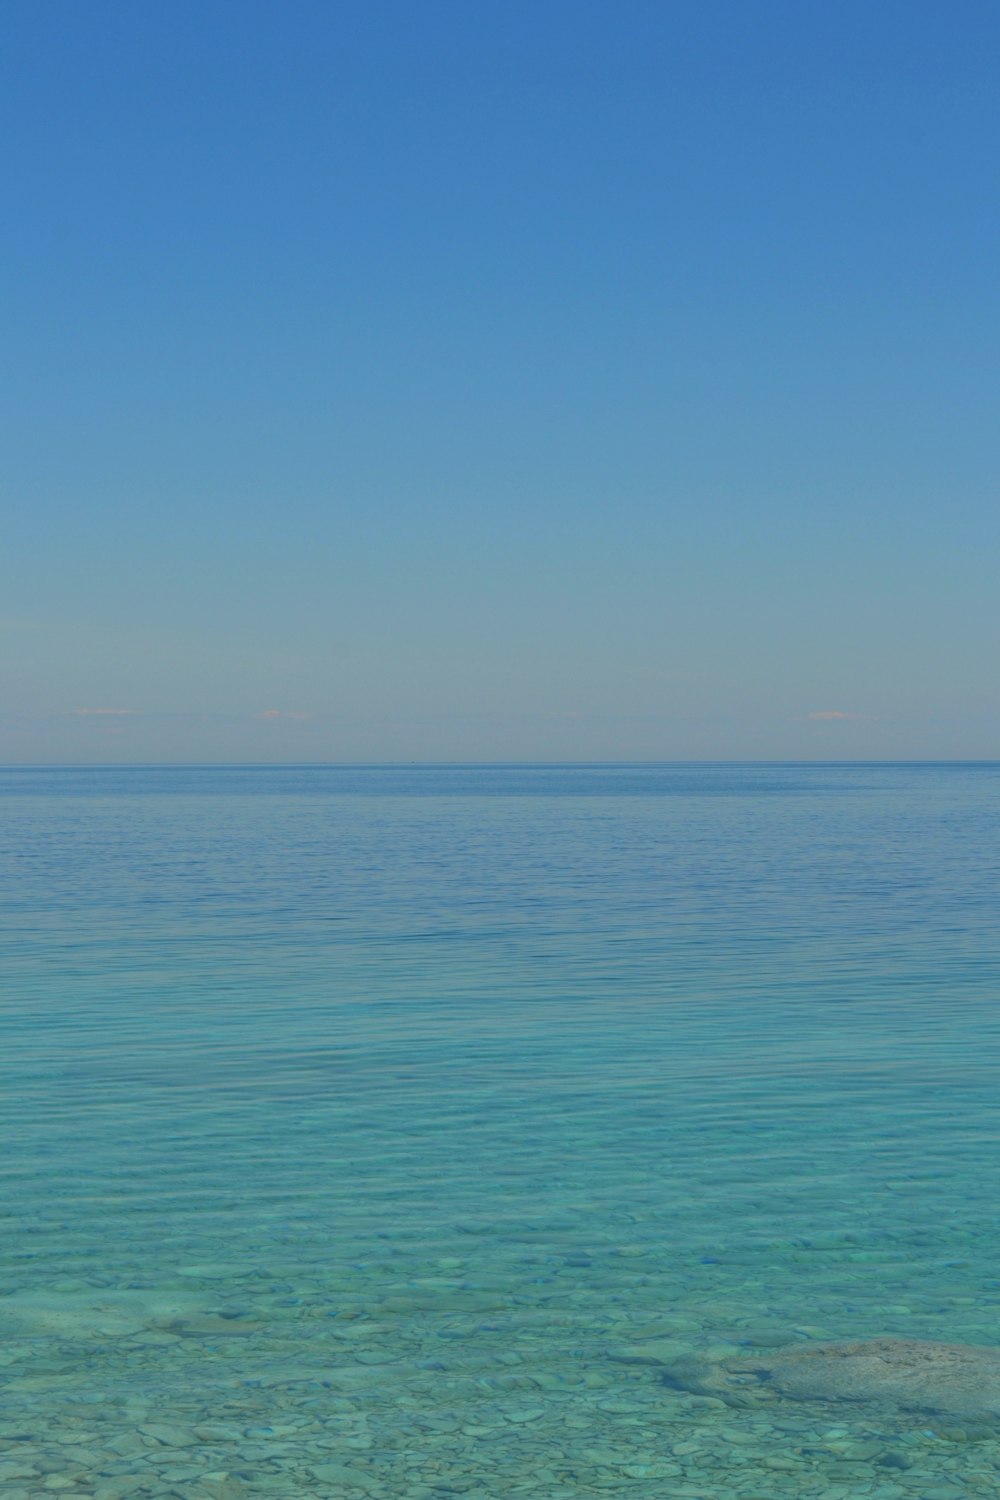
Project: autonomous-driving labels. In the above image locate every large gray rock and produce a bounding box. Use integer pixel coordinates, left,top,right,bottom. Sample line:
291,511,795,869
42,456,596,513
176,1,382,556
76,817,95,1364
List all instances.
661,1339,1000,1422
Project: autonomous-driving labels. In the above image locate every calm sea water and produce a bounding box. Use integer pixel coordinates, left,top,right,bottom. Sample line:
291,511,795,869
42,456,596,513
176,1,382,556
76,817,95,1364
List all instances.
2,763,1000,1500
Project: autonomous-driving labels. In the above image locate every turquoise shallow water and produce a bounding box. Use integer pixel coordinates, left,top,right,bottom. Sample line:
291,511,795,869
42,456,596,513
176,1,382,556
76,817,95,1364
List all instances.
2,763,1000,1499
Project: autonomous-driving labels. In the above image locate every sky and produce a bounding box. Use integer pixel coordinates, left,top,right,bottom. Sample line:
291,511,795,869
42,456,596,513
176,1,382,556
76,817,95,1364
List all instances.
3,0,999,763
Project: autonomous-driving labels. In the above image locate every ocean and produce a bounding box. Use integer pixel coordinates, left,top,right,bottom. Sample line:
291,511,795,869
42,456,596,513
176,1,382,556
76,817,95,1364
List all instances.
2,762,999,1499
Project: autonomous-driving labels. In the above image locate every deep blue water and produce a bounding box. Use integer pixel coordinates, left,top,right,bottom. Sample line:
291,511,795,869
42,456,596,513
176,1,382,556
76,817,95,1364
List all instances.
2,763,1000,1499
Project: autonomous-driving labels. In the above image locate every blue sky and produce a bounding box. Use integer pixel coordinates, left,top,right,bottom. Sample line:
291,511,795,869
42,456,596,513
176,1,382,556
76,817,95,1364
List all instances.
3,0,999,762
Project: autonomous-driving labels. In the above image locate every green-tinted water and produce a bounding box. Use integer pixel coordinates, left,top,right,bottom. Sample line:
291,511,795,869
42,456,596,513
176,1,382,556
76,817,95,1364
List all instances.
2,764,1000,1498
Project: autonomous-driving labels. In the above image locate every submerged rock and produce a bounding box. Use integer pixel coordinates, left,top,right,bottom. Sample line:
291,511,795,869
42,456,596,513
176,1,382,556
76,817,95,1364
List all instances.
0,1288,207,1339
660,1338,1000,1423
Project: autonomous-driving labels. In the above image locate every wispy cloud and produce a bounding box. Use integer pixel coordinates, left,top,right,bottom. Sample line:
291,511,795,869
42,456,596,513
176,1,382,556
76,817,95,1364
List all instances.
806,710,864,721
72,707,139,717
254,709,314,721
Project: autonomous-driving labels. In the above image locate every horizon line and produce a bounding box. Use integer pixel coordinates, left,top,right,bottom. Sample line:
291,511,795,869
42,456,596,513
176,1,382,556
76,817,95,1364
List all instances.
2,758,999,770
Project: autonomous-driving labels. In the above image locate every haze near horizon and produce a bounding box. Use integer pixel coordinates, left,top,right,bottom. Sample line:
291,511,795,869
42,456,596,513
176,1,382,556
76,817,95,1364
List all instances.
3,0,999,763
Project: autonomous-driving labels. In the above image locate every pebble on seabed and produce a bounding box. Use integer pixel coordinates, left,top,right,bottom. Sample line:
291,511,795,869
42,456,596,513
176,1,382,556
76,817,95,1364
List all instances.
2,1334,999,1500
